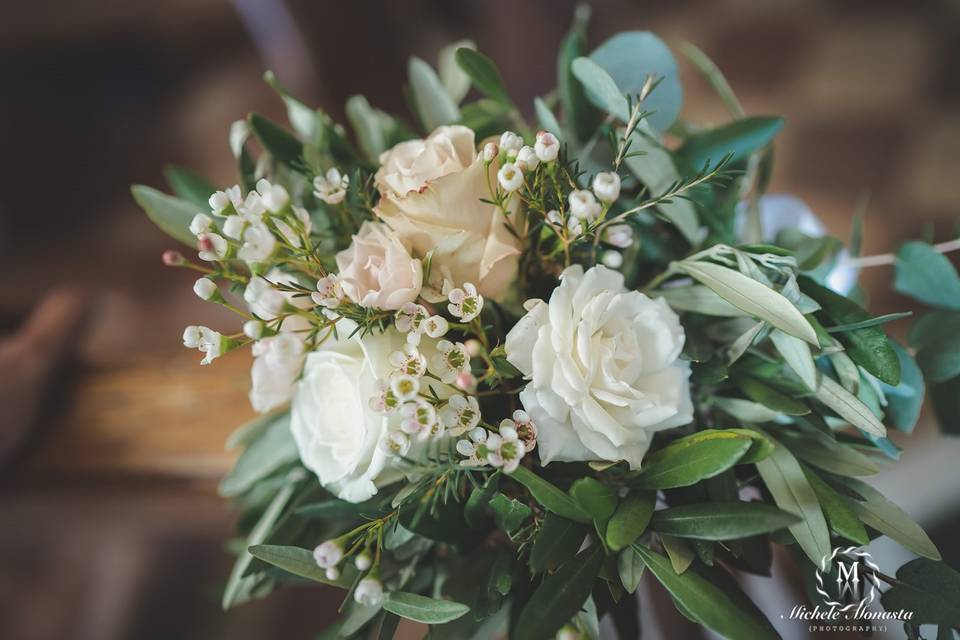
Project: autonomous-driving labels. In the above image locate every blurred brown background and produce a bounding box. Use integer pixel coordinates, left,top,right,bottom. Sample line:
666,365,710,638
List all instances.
1,1,958,639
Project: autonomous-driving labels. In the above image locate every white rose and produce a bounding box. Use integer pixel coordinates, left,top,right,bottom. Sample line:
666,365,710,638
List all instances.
374,125,523,301
505,265,693,468
289,324,406,502
336,221,423,310
249,332,305,413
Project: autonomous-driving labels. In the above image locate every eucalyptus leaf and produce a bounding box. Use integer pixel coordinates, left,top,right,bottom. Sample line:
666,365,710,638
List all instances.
676,117,783,171
131,185,200,247
753,430,831,565
533,97,562,137
880,340,924,433
880,558,960,626
679,260,818,344
513,545,604,640
382,591,470,624
570,57,629,122
219,413,297,497
894,241,960,310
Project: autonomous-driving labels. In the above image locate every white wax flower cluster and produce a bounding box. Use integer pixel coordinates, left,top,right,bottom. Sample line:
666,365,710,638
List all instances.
495,130,561,193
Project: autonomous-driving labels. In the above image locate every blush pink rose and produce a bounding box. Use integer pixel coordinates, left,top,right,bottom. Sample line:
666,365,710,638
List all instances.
336,221,423,310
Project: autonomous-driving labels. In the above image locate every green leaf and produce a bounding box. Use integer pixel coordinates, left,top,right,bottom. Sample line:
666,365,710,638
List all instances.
654,284,744,317
916,331,960,383
163,165,216,208
651,502,800,540
780,430,879,477
248,113,304,168
345,95,388,163
660,534,695,574
879,340,925,433
131,185,200,247
679,261,818,344
606,491,656,551
513,545,605,640
509,466,591,523
295,498,388,521
382,592,470,624
465,472,499,526
931,375,960,435
737,376,810,415
801,467,869,545
881,559,960,626
530,513,589,573
894,241,960,310
454,47,512,105
247,544,354,588
489,493,532,534
219,413,297,497
408,57,460,132
814,374,887,438
589,31,682,132
569,477,618,524
556,11,600,142
533,97,562,136
631,430,752,490
623,123,701,244
801,276,901,385
570,57,629,122
676,116,783,171
753,429,831,565
618,546,646,593
770,329,818,391
437,39,475,103
634,545,778,639
840,477,941,560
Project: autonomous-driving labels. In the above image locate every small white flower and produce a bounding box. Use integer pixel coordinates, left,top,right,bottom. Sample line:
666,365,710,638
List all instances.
447,283,483,322
516,146,539,171
312,274,343,309
312,540,342,568
222,215,246,240
499,131,523,154
486,426,525,473
238,222,276,263
183,325,224,365
567,218,584,236
325,566,340,581
440,395,481,435
354,552,372,571
546,209,563,227
556,625,581,640
569,189,601,221
189,213,213,236
193,277,218,301
384,430,411,456
369,380,399,414
604,224,633,248
243,320,265,340
276,206,312,248
389,374,421,402
395,302,429,334
400,399,438,439
430,340,471,384
314,167,349,205
239,191,267,218
456,427,488,466
256,178,289,213
502,409,538,453
197,232,228,262
388,344,427,377
592,171,621,203
354,577,384,607
209,185,242,215
602,250,624,269
422,315,449,338
535,130,560,162
497,163,523,193
482,142,498,162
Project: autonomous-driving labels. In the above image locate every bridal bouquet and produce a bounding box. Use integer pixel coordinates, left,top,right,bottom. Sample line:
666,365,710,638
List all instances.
133,11,960,640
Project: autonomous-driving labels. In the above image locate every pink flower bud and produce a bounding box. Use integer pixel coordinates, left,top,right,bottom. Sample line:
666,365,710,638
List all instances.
162,250,184,266
464,339,483,357
456,372,477,392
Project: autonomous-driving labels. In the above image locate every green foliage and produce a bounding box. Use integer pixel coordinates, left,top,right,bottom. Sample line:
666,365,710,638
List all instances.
454,47,512,106
382,592,470,624
510,466,591,523
408,57,461,132
248,544,355,588
630,429,753,489
164,165,217,207
605,491,656,551
880,559,960,626
529,513,589,573
219,412,297,497
248,113,305,169
513,545,604,640
130,185,199,247
676,116,783,172
894,241,960,310
650,502,800,540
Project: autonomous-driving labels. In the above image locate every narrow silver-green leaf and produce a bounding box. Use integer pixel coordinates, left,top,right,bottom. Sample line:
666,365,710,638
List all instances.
841,477,941,560
650,502,800,540
247,543,355,588
510,466,591,523
382,591,469,624
679,260,818,344
814,374,886,437
753,430,831,565
408,57,461,131
770,329,818,391
131,185,199,247
219,413,297,497
654,284,745,317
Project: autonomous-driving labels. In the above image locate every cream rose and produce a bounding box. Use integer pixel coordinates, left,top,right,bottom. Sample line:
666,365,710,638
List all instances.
249,332,305,414
374,125,522,301
505,265,693,468
290,322,407,502
336,221,422,310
